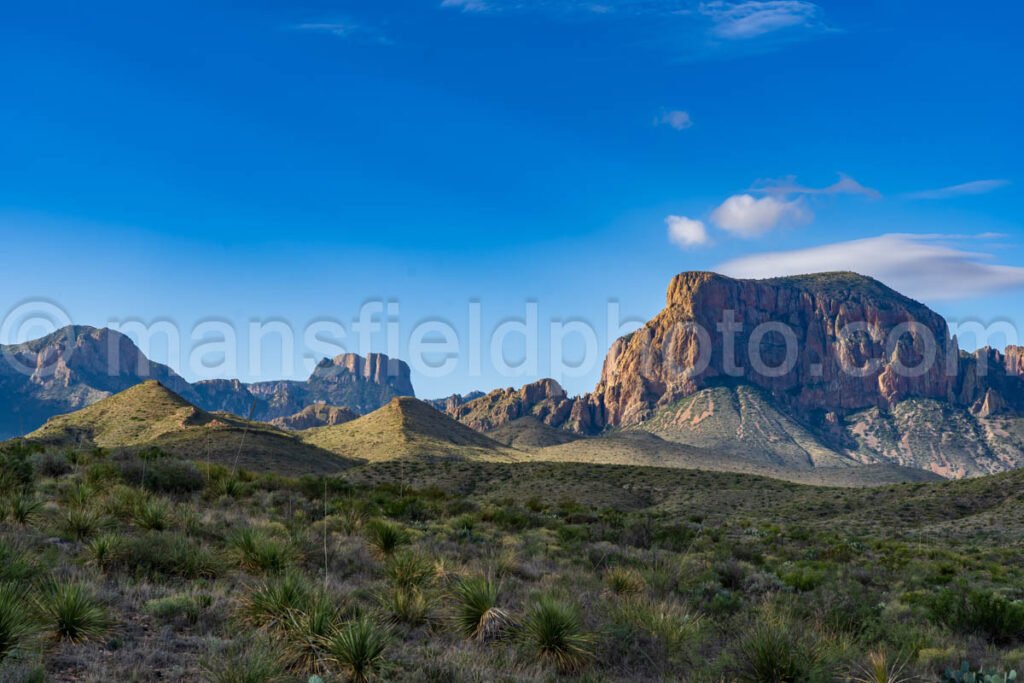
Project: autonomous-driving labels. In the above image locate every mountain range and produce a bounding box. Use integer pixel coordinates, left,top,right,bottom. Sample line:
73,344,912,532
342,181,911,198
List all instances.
4,271,1024,479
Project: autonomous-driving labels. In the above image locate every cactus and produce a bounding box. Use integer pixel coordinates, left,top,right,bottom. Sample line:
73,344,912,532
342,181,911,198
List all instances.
943,660,1018,683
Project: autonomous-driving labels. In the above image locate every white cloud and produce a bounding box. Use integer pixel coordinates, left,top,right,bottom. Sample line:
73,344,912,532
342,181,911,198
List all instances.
441,0,491,11
666,215,709,248
700,1,822,40
656,110,694,131
293,22,356,36
907,179,1011,200
752,173,880,199
710,194,811,237
717,233,1024,301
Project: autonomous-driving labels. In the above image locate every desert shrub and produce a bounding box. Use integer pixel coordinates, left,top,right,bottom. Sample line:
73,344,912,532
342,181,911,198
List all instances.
203,638,288,683
928,587,1024,644
144,593,211,626
279,593,341,674
384,551,434,590
605,598,702,671
322,616,390,683
379,586,432,626
132,496,173,531
731,610,825,682
520,595,594,673
85,533,124,571
6,494,42,526
0,582,38,661
0,542,36,583
605,566,647,597
84,460,122,487
450,575,511,641
0,441,39,493
31,451,72,478
238,572,313,629
850,649,911,683
38,581,109,642
228,528,296,574
116,531,222,579
364,520,410,558
58,506,107,541
118,454,204,494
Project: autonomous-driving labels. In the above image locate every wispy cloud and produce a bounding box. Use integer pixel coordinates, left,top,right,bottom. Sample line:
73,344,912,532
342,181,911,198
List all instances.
718,233,1024,301
699,1,823,40
667,215,710,248
710,194,811,237
655,109,694,131
906,179,1011,200
290,21,391,45
751,173,881,199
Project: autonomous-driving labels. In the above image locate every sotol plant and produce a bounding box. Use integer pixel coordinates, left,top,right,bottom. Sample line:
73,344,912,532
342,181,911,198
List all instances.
322,617,390,683
39,581,110,643
450,575,511,641
521,596,594,673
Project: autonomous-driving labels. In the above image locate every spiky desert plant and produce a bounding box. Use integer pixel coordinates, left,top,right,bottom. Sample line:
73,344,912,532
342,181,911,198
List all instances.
450,575,511,641
851,649,912,683
520,596,594,673
379,586,432,627
38,581,109,643
229,528,295,574
238,571,313,629
85,533,124,571
384,551,434,590
604,567,647,597
8,494,42,526
733,611,821,683
322,616,390,683
280,593,341,674
59,506,106,541
0,582,38,662
364,520,409,559
133,496,173,531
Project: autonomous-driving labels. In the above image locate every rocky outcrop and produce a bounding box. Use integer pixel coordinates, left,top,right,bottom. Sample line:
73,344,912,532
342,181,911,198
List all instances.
580,272,960,431
0,326,415,439
269,404,358,431
0,326,197,439
425,391,485,413
447,379,574,431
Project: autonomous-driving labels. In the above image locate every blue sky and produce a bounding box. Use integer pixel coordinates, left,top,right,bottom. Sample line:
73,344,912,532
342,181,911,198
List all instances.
1,0,1021,398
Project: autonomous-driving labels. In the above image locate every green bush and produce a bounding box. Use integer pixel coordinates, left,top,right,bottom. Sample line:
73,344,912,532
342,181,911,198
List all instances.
238,572,313,629
323,616,390,683
450,575,510,641
0,582,38,661
228,528,295,574
39,581,110,642
116,531,222,579
929,588,1024,644
521,596,594,673
364,520,410,558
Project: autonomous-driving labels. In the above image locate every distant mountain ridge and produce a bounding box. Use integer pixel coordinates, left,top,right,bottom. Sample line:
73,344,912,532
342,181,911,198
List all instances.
444,272,1024,478
0,325,414,439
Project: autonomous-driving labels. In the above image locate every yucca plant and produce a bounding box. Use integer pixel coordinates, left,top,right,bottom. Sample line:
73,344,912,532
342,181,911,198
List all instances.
450,575,511,641
379,586,432,627
238,572,313,629
733,612,821,683
280,593,341,674
384,552,434,590
8,494,42,526
520,596,594,673
229,528,295,574
38,581,110,642
86,533,124,571
852,649,912,683
133,496,173,531
59,506,106,541
604,567,647,597
322,617,390,683
0,582,38,662
364,520,409,559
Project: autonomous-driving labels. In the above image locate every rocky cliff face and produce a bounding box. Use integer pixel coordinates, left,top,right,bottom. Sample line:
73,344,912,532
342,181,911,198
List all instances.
446,379,574,431
269,404,358,431
578,272,959,431
0,326,197,439
0,326,415,438
425,391,486,413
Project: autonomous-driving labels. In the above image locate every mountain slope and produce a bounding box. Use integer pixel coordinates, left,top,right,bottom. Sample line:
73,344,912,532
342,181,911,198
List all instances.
485,416,581,449
269,404,359,431
26,381,355,475
304,397,514,462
